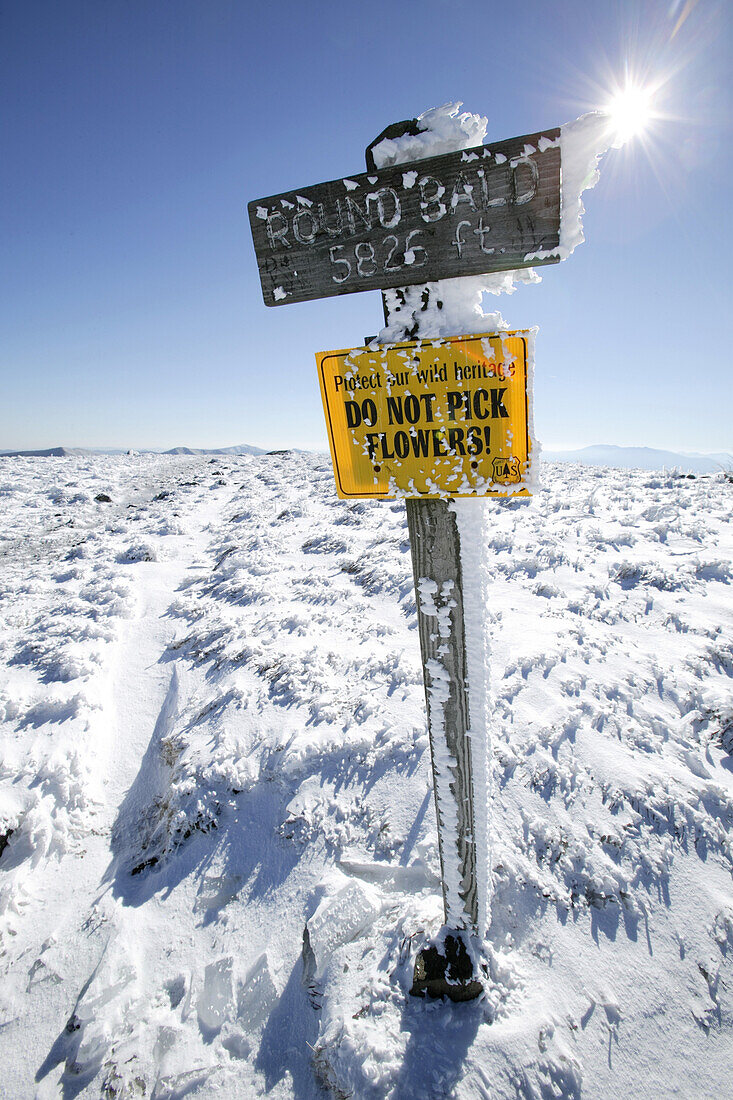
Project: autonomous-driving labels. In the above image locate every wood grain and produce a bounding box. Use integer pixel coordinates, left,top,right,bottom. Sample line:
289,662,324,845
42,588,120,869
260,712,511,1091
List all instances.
406,498,478,930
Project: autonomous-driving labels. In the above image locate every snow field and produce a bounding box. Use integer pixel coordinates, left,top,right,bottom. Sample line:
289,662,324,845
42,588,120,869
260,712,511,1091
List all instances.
308,466,733,1099
0,453,731,1097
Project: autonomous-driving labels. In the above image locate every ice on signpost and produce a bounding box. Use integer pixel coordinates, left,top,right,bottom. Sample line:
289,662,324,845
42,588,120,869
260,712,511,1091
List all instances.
369,102,488,166
559,111,623,256
371,102,622,347
523,110,623,262
372,103,514,942
364,100,621,946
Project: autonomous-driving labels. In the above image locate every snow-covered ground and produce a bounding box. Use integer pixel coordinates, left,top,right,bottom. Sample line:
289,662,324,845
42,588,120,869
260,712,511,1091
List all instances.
0,452,731,1098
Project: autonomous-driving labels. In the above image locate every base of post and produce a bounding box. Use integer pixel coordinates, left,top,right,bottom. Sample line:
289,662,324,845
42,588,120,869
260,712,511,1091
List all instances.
410,931,483,1002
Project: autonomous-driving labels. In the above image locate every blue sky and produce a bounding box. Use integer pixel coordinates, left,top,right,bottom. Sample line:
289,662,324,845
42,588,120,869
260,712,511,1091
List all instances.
1,0,731,452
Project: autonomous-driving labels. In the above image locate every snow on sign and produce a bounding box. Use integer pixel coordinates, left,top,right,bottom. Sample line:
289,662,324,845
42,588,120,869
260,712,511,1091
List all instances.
317,331,531,499
249,129,560,306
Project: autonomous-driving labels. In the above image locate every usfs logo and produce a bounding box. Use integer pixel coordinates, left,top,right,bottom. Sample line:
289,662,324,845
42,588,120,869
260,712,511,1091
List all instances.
492,456,522,484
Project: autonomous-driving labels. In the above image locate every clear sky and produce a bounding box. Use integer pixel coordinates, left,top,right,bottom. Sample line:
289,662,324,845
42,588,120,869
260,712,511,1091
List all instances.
1,0,731,453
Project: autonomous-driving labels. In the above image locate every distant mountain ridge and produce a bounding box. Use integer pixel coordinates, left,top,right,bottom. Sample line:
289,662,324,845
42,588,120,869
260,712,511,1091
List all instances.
0,446,96,458
0,443,283,458
162,445,269,456
2,443,730,473
541,445,733,474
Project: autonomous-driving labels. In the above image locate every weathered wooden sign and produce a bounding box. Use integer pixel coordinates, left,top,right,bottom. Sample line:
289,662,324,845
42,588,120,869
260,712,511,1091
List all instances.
317,331,531,499
249,129,560,307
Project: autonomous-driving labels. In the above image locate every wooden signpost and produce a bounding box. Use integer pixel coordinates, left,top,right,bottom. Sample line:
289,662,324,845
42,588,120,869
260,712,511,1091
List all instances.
249,129,560,307
249,115,558,1001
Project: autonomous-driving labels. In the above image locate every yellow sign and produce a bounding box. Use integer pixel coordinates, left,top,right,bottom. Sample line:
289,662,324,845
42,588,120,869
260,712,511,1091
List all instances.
316,331,532,499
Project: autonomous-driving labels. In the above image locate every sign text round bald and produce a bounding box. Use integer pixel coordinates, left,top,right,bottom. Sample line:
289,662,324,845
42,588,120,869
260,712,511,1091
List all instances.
250,130,560,306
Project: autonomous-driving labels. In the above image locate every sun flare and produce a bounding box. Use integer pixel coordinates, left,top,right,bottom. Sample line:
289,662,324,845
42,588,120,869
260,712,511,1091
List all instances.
606,83,655,143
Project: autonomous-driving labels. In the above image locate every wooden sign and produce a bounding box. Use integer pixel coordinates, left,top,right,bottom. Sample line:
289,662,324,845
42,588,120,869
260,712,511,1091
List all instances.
250,129,560,306
317,331,531,499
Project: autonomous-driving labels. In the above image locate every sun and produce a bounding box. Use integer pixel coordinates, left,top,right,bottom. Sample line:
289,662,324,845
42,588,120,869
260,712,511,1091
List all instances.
605,83,655,144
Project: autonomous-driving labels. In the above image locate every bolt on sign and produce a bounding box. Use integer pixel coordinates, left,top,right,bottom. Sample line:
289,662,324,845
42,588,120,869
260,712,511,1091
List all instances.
249,129,560,307
317,331,531,499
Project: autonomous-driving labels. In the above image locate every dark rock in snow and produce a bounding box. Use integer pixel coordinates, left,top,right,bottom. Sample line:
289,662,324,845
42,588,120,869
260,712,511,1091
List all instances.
410,932,483,1001
0,829,14,860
